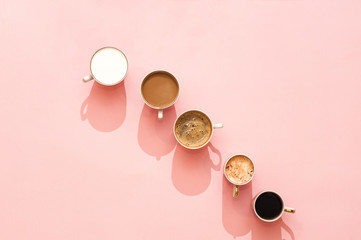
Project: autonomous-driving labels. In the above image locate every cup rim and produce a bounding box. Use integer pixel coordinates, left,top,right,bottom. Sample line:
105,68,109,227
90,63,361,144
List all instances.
253,190,285,222
140,70,180,110
89,46,129,86
224,154,255,186
173,109,213,150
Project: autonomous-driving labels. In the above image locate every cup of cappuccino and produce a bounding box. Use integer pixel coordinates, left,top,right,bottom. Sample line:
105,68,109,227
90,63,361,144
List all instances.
173,110,222,149
224,154,254,198
253,191,295,222
141,70,180,119
83,47,128,86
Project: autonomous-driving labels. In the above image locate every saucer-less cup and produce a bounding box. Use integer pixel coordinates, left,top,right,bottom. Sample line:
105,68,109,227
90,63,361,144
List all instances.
224,154,254,198
83,47,128,86
173,110,222,149
141,71,180,119
253,190,295,222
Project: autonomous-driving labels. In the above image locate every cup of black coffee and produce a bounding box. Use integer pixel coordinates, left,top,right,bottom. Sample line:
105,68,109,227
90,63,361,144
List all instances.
253,191,295,222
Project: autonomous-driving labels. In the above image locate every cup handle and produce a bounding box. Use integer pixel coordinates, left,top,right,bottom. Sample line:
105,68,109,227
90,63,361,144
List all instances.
158,109,163,119
284,207,296,213
213,123,223,129
83,75,94,82
233,185,239,198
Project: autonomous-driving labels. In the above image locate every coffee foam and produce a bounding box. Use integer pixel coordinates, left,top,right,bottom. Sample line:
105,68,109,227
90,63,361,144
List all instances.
175,111,212,148
91,48,127,85
225,155,254,184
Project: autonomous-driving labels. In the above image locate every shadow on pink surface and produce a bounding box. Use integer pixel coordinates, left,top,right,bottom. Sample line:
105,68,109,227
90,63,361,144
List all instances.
172,142,221,195
137,104,177,160
222,177,295,240
80,81,126,132
251,218,295,240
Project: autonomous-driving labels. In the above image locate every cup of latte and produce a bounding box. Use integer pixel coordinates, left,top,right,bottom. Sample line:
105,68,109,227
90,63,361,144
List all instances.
141,70,180,119
173,110,223,149
83,47,128,86
253,191,295,222
224,155,254,198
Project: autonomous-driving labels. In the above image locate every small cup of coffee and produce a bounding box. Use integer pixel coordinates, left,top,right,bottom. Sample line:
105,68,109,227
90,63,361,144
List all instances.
224,155,254,198
141,70,180,119
173,110,223,149
253,191,295,222
83,47,128,86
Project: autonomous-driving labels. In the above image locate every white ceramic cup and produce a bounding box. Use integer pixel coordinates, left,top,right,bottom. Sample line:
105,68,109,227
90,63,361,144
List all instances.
224,154,254,198
173,110,222,149
141,70,180,119
83,47,128,86
253,190,295,222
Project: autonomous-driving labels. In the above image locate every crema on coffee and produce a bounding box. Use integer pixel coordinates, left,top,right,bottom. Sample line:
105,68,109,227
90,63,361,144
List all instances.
174,110,212,148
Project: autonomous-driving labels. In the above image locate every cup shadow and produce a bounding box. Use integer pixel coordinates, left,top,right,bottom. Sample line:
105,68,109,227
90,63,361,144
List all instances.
80,81,126,132
251,216,295,240
137,104,177,160
222,177,295,240
171,142,222,196
222,177,254,237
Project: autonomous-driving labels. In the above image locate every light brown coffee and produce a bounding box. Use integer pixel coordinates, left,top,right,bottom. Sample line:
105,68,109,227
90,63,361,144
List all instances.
174,110,212,148
141,71,179,108
225,155,254,184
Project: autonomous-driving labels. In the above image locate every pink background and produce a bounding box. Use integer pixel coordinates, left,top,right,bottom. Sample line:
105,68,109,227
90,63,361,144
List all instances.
1,0,360,239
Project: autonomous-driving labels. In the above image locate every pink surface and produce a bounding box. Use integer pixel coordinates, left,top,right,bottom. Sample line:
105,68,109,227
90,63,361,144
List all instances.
1,0,361,239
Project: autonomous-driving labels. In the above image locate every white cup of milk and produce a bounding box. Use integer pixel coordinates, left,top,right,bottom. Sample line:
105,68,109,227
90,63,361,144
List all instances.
83,47,128,86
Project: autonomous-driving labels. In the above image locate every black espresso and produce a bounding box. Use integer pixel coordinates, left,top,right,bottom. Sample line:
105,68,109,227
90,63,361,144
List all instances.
255,192,283,220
